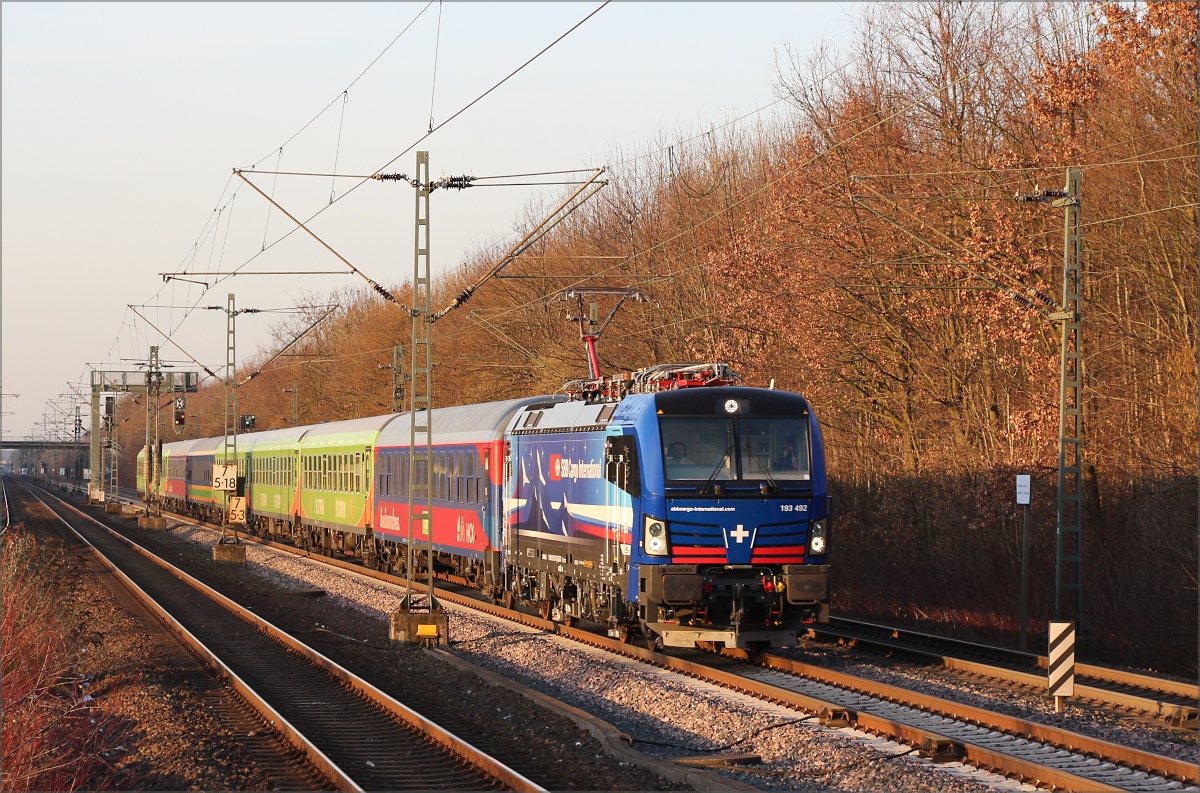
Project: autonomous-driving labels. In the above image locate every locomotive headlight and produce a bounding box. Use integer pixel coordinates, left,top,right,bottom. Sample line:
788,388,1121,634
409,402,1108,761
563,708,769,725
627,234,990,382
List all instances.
644,516,669,556
808,517,828,555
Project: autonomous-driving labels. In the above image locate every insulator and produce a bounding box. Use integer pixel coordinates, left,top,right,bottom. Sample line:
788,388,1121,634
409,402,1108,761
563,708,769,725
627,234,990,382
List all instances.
371,282,398,303
374,173,409,182
440,175,475,190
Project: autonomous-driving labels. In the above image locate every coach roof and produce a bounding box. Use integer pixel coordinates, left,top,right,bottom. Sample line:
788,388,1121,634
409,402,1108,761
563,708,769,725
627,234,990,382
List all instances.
377,396,563,447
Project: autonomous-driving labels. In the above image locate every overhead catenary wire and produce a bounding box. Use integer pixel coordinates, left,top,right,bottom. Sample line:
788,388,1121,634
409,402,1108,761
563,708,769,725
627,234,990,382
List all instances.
214,1,610,314
246,1,435,168
329,93,349,203
232,169,406,308
427,0,443,133
436,7,1101,337
262,148,283,251
83,1,609,415
231,129,1191,377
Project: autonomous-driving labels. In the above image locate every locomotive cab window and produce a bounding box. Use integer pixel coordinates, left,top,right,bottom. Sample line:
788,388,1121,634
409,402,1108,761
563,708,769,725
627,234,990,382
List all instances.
738,418,810,481
659,418,735,482
659,415,810,484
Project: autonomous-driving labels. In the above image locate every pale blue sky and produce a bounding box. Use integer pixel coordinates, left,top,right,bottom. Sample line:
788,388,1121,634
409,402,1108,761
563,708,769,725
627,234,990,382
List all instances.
2,2,855,436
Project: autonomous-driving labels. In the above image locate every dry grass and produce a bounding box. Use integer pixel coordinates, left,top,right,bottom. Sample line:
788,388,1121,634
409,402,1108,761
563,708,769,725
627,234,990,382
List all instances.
1,529,128,791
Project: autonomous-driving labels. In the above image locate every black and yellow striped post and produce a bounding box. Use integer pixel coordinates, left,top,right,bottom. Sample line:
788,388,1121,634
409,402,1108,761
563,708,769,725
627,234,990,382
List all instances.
1048,621,1075,713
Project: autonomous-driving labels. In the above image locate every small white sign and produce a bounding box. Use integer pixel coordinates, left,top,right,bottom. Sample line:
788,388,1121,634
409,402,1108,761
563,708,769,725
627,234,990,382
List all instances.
212,464,238,491
228,496,247,525
1016,474,1031,505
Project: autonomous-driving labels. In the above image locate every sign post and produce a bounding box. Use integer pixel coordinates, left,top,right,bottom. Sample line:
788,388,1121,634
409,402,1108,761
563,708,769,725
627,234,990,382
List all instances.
1048,620,1076,713
212,463,245,563
1016,474,1031,650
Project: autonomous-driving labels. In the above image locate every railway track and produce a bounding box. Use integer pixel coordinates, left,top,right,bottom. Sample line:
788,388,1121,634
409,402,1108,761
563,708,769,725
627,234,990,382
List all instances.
812,617,1198,729
7,482,330,790
48,479,1199,792
19,481,542,793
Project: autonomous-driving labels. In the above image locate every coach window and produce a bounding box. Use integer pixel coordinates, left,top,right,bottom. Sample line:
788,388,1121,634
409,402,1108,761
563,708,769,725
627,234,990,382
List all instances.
455,452,463,503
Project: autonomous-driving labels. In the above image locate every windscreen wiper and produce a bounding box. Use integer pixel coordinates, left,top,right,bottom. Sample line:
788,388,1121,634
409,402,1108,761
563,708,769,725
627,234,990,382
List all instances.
742,442,780,493
699,444,733,495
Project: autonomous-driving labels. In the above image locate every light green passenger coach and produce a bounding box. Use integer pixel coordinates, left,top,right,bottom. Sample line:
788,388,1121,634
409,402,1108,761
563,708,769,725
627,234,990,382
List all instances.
296,415,400,535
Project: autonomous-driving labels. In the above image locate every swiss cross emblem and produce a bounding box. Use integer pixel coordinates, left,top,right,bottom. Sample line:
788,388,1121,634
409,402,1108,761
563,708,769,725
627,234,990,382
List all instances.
730,524,750,543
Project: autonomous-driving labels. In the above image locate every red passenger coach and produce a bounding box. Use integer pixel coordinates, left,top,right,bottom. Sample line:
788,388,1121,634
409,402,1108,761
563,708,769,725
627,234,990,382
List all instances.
373,397,565,571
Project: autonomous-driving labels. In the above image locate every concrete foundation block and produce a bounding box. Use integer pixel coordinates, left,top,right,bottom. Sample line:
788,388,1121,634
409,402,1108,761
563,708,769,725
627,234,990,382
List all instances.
138,516,167,529
213,543,247,564
391,609,449,647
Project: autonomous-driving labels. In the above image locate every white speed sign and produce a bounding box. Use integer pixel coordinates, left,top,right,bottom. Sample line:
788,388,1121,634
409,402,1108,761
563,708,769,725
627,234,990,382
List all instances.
212,464,238,491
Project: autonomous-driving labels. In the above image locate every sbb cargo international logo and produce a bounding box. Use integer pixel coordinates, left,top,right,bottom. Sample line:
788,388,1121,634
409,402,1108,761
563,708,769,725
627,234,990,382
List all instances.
549,454,602,482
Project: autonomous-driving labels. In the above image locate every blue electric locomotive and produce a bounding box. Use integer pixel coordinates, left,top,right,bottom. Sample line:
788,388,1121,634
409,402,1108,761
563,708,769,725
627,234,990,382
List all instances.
503,363,829,649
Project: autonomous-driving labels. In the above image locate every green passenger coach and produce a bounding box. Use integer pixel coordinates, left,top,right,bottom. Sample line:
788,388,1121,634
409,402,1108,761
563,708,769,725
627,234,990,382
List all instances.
296,415,399,547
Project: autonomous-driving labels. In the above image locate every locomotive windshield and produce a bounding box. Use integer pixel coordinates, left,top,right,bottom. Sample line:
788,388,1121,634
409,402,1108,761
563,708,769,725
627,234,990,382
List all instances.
660,416,809,483
660,418,735,481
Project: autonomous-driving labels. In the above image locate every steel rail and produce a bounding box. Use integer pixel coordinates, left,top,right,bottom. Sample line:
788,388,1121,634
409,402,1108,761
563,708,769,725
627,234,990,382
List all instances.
58,480,1198,790
18,484,358,791
817,618,1198,726
829,616,1198,696
27,482,543,793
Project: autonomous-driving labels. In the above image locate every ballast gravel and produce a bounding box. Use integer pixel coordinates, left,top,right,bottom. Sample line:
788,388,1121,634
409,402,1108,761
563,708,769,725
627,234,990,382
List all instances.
158,520,1032,792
